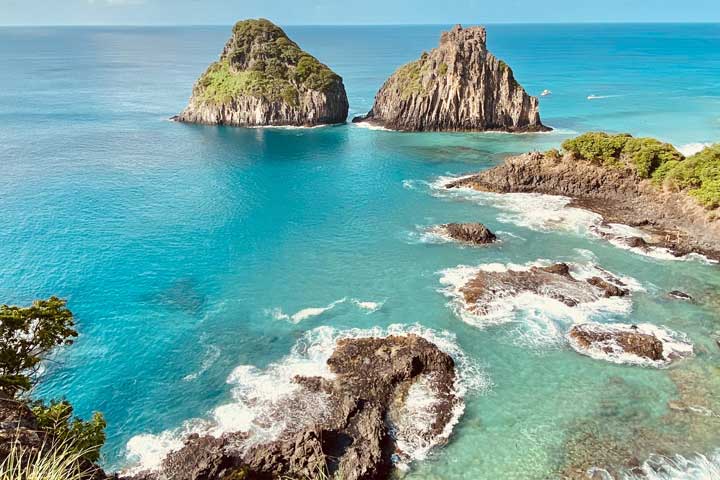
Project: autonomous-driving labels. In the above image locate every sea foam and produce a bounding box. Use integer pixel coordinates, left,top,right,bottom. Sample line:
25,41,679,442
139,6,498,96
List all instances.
438,260,643,348
124,324,488,474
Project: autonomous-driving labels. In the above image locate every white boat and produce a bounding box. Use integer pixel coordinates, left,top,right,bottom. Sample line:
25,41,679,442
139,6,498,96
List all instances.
540,89,552,96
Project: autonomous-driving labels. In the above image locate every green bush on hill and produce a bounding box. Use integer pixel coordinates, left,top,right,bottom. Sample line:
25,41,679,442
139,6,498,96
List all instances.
196,19,341,106
558,132,720,209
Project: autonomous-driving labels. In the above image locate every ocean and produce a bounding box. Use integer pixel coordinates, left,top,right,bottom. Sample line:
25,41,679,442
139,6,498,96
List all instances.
1,23,719,478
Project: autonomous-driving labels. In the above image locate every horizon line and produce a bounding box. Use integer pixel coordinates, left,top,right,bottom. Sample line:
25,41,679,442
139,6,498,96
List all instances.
2,21,720,28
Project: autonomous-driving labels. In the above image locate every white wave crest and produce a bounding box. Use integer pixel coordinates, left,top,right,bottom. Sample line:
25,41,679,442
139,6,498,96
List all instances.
438,260,643,348
124,324,488,474
433,176,714,263
266,298,347,324
182,344,221,382
599,450,720,480
350,298,384,313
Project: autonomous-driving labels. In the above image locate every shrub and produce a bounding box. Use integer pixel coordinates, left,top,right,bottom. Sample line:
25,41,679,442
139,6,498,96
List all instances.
661,144,720,208
0,297,77,396
438,63,448,75
561,132,682,178
31,400,106,463
195,19,340,106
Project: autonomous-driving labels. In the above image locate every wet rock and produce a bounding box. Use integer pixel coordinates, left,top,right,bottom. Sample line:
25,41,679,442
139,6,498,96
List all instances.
459,263,625,314
124,335,460,480
567,323,693,366
445,151,720,260
569,324,664,362
354,25,549,132
443,222,497,245
587,277,629,298
668,290,693,301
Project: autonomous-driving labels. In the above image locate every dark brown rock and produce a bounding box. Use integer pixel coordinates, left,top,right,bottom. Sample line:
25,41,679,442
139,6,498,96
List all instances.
354,25,549,132
458,263,627,314
124,335,460,480
446,151,720,260
569,324,665,362
668,290,693,301
443,222,497,245
587,277,629,298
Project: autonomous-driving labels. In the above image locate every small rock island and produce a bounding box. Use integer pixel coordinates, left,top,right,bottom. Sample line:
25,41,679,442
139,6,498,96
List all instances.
174,19,349,127
354,25,549,132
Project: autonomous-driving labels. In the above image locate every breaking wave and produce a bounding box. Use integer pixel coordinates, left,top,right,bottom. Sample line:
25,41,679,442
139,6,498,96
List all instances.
438,259,643,348
124,324,488,474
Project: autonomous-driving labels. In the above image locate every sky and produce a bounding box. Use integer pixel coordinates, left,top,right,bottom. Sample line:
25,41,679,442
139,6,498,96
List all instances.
1,0,720,26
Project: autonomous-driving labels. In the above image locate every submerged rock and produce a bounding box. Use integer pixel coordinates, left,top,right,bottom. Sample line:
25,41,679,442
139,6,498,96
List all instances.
668,290,693,301
442,222,497,245
174,19,349,127
125,335,460,480
354,25,549,132
568,323,693,366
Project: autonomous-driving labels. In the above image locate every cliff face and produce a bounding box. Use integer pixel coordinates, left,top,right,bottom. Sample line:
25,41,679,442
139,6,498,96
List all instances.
175,19,349,127
354,25,549,132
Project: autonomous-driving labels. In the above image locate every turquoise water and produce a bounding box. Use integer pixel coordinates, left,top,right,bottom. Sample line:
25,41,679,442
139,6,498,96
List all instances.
1,24,720,478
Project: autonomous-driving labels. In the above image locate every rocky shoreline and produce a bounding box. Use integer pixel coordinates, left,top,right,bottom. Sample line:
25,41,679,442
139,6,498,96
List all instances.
445,150,720,260
123,334,460,480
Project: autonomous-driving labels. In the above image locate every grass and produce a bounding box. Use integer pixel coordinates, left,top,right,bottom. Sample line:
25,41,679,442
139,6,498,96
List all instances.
0,436,97,480
558,132,720,209
195,19,341,106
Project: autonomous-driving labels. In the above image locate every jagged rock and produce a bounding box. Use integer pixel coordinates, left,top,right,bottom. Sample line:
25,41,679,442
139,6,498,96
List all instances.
567,323,693,366
587,277,629,298
569,324,664,362
174,19,348,127
446,148,720,260
354,25,549,132
124,335,459,480
0,395,42,459
443,222,497,245
459,263,627,314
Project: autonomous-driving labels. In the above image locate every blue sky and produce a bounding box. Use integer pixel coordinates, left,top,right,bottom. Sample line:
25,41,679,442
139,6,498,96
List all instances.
2,0,719,25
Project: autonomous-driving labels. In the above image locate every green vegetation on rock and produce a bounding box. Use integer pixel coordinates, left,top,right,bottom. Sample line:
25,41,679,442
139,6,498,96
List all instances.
194,19,341,106
660,144,720,208
559,132,720,209
561,132,682,178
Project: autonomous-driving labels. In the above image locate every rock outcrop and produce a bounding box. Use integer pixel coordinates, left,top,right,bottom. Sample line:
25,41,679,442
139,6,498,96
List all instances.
442,222,497,245
125,335,460,480
568,323,693,366
354,25,549,132
174,19,349,127
460,263,628,315
446,149,720,260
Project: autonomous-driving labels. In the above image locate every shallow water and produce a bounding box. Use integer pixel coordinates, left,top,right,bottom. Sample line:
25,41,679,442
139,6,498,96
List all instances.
0,24,719,478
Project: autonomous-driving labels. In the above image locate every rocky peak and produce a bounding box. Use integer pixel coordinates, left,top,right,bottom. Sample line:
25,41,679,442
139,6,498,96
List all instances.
174,19,349,127
354,24,549,132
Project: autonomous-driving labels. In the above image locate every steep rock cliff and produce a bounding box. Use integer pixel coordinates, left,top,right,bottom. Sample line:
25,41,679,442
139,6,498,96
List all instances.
174,19,349,127
354,24,549,132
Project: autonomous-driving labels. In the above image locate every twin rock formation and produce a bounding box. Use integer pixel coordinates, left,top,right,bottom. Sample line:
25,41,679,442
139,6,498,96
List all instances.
176,20,548,132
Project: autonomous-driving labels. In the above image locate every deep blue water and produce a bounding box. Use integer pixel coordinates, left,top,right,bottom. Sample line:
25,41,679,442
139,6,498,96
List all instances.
1,24,719,478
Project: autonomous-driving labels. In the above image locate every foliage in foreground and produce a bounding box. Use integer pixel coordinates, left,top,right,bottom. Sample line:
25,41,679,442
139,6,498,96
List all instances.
559,132,720,208
31,400,106,462
0,437,96,480
0,297,77,396
0,297,106,466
